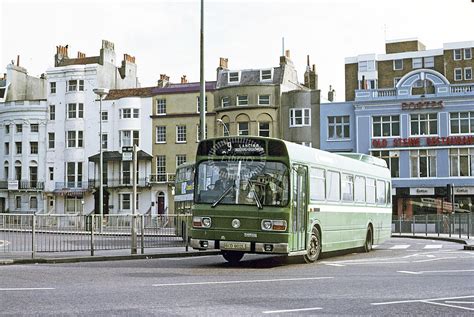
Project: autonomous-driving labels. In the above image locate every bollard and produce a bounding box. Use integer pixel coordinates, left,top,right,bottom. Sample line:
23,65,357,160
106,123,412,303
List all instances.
459,213,461,239
141,215,145,255
437,214,440,237
90,215,95,256
425,214,428,237
412,216,415,236
399,217,402,236
31,213,36,259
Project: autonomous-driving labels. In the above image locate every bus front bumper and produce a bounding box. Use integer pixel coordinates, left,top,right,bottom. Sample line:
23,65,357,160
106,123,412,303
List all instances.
190,238,289,254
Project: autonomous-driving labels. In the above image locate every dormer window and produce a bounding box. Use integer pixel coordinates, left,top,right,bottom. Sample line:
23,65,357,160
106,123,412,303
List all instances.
260,69,272,81
228,72,240,83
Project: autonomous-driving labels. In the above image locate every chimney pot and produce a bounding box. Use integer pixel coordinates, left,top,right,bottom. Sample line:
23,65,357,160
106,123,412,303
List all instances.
219,57,228,69
285,50,291,58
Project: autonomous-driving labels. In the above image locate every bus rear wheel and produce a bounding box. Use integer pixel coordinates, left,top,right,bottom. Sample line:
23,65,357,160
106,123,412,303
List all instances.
363,226,373,252
222,251,244,264
304,227,321,263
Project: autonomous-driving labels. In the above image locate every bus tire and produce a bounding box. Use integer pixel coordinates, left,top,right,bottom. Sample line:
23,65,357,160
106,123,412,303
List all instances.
304,227,321,263
363,226,373,252
222,251,244,264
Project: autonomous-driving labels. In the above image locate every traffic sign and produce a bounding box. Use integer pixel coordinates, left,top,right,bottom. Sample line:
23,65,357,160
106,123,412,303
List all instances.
122,146,133,161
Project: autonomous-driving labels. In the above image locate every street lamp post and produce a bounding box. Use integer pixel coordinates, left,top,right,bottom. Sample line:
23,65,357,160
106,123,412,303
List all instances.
93,88,109,232
216,118,229,136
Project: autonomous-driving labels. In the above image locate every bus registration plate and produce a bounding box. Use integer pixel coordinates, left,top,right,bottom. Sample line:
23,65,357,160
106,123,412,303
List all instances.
222,242,248,251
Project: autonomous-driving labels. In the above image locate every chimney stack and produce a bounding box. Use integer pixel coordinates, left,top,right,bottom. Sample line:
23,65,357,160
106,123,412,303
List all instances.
16,55,20,67
304,55,318,90
77,51,86,58
55,45,69,66
123,54,136,64
219,57,228,69
181,75,188,84
157,74,170,88
328,85,335,102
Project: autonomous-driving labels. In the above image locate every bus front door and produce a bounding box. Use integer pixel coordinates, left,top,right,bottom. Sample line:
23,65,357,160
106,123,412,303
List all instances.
292,165,308,251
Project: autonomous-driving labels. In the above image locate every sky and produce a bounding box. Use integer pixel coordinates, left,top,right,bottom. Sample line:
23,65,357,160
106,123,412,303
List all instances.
1,0,474,102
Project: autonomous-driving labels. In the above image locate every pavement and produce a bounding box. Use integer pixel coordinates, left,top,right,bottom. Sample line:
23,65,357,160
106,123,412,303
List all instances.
1,234,472,265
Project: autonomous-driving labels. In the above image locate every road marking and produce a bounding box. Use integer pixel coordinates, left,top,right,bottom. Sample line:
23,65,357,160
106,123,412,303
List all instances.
324,263,345,267
372,295,474,306
424,244,442,249
445,301,474,304
414,257,457,263
153,276,333,287
420,300,474,311
262,307,323,314
0,288,56,291
390,245,410,249
398,269,474,275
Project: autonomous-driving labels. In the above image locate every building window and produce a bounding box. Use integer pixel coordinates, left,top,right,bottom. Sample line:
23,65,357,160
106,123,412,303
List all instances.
424,56,434,68
67,162,83,188
15,196,21,209
393,59,403,70
328,115,350,139
15,142,22,154
67,131,83,148
30,142,38,154
4,142,9,155
101,111,108,121
260,69,272,81
449,148,474,177
176,125,187,143
156,126,166,143
238,122,249,136
50,82,56,94
221,96,230,107
5,125,9,134
393,77,401,88
196,124,208,142
450,112,474,134
196,96,208,112
49,167,54,181
228,71,240,83
122,161,131,185
237,95,248,106
465,67,472,80
290,108,311,127
454,49,462,60
358,60,375,72
258,95,270,105
121,108,132,119
48,133,55,149
372,115,400,137
102,134,108,150
412,58,422,69
67,80,84,92
371,150,400,178
410,150,436,178
258,122,270,137
49,105,55,120
30,124,39,133
67,103,84,119
29,197,37,209
15,165,21,181
120,130,139,147
465,48,472,60
156,99,166,115
16,124,22,133
156,155,166,182
121,193,131,210
176,154,187,167
410,113,437,136
454,68,463,81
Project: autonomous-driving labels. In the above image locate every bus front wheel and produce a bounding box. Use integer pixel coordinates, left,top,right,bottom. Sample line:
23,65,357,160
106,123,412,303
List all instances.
304,227,321,263
222,251,244,264
363,226,373,252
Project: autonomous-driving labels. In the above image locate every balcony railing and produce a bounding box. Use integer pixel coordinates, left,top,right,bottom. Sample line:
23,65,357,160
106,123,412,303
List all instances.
0,180,44,190
55,182,90,190
88,178,150,188
149,173,176,183
355,83,474,101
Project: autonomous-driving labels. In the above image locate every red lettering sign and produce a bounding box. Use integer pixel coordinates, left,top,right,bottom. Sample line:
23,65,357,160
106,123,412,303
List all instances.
372,139,388,148
401,100,444,111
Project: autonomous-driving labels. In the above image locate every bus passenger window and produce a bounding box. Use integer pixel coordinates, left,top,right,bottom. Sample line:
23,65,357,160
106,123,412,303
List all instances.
366,178,376,204
376,180,386,204
326,171,340,201
354,176,366,203
310,168,325,201
342,173,354,202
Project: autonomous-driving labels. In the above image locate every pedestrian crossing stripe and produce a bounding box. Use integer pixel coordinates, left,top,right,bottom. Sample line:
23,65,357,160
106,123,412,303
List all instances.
423,245,443,249
389,244,443,250
390,245,410,249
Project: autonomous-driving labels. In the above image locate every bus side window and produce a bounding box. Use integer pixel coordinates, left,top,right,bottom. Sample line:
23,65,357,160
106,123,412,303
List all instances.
326,171,340,202
376,180,386,205
310,167,325,201
354,175,366,203
366,178,376,204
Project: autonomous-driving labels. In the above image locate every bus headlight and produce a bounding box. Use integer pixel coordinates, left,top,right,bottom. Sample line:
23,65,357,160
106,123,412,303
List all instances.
193,216,212,228
261,220,287,231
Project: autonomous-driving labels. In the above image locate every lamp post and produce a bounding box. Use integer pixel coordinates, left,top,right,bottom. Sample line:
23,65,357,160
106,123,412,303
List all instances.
199,0,206,140
93,88,109,232
216,118,229,136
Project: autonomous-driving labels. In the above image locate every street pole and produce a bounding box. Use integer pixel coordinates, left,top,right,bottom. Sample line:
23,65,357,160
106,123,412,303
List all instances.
93,88,109,233
199,0,206,141
131,143,138,254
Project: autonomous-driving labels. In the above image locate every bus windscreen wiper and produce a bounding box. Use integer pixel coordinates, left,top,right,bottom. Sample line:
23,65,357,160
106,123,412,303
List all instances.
248,180,263,209
211,183,234,208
